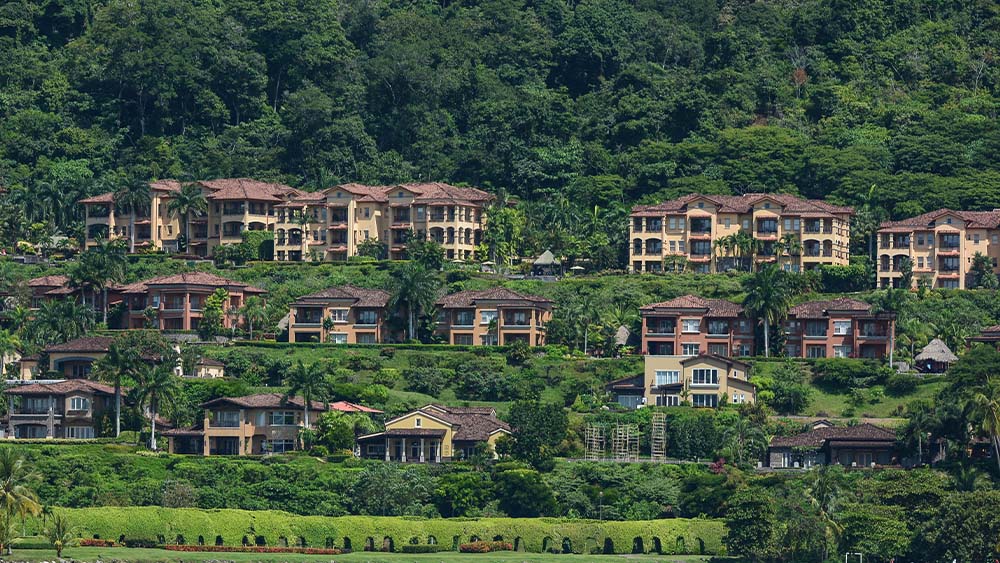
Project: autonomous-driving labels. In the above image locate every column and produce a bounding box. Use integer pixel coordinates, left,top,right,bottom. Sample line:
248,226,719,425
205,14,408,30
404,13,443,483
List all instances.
46,396,54,438
400,438,406,462
184,292,192,331
419,438,425,462
435,441,441,463
384,437,390,461
6,397,13,437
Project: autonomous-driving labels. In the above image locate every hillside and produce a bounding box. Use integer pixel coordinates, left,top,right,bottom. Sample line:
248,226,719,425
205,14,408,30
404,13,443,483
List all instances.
3,0,1000,261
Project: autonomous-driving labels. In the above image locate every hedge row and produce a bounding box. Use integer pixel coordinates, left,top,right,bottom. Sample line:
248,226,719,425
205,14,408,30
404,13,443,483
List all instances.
34,508,725,555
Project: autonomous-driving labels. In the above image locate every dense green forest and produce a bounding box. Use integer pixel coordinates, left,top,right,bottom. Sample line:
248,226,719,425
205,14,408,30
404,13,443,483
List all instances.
3,0,1000,257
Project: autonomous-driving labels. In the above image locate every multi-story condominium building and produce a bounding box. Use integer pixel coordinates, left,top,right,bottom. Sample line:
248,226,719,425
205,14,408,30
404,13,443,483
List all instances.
629,193,853,273
357,404,510,462
18,336,114,380
25,275,76,309
606,353,756,409
4,379,114,439
877,209,1000,289
435,288,553,346
287,285,391,344
784,298,895,359
163,393,332,455
639,295,755,357
81,178,492,262
113,272,265,331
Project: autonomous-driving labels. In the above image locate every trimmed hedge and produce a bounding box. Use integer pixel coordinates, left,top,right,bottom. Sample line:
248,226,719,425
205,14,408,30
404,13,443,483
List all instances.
34,508,725,555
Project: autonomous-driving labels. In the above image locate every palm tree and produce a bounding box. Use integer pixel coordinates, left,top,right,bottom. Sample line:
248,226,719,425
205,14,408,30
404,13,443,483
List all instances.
0,448,41,520
0,330,21,378
71,238,128,323
968,378,1000,473
166,183,208,253
43,513,77,559
285,360,327,432
94,332,171,437
0,512,18,557
870,288,909,366
388,262,440,341
897,318,936,359
775,233,801,269
294,211,314,260
27,300,95,348
723,417,767,467
239,296,267,340
742,264,796,357
804,465,846,561
113,178,151,253
131,363,181,450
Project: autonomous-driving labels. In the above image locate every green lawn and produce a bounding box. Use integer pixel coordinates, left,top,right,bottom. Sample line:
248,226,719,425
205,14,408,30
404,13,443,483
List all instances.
805,379,944,419
13,547,722,563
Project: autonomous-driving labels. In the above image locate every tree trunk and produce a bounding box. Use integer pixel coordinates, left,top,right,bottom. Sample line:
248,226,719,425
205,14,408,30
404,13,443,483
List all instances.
115,383,121,437
763,317,770,358
917,432,922,465
408,308,416,342
150,404,157,451
103,286,109,324
249,318,253,340
129,214,136,254
993,434,1000,474
889,327,895,367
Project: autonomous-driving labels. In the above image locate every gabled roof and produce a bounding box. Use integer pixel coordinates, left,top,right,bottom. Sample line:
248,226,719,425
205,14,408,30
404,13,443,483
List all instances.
329,400,383,414
6,379,116,396
770,423,896,448
435,288,552,309
680,352,750,369
397,183,493,206
293,285,389,308
382,404,510,442
27,275,70,288
44,336,114,354
879,208,1000,231
78,192,116,204
640,295,743,317
533,250,557,266
198,178,301,202
327,183,390,203
914,338,958,363
201,393,327,411
118,272,265,294
631,193,853,217
789,298,873,318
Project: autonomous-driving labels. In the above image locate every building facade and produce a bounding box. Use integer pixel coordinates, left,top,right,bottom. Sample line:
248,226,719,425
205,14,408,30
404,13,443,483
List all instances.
357,404,509,462
877,209,1000,289
113,272,265,331
4,379,115,439
163,393,329,455
784,298,895,359
434,288,553,346
81,179,492,262
629,193,853,274
287,285,390,344
767,421,898,469
639,295,754,357
606,353,756,409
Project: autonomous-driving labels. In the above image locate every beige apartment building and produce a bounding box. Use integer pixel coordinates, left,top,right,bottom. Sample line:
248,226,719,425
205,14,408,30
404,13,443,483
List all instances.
606,353,756,409
113,272,266,331
877,209,1000,289
629,193,853,274
434,288,553,346
287,285,391,344
81,179,492,262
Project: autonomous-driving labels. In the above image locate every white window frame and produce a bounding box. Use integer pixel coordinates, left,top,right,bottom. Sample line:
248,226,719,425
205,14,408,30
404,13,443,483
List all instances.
681,343,700,356
66,426,95,439
480,310,498,325
269,411,297,426
833,345,852,358
329,333,348,344
654,370,679,386
69,397,90,411
329,308,348,323
833,320,851,335
681,319,700,333
691,368,719,386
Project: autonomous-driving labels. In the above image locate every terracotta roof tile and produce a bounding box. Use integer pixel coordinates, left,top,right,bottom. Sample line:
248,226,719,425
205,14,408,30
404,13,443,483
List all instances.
293,285,389,308
119,272,265,294
27,275,70,288
199,178,301,202
789,298,873,318
329,401,383,414
44,336,114,353
327,184,390,203
632,193,853,217
879,208,1000,230
79,192,116,204
770,423,896,448
640,295,743,317
435,288,552,309
7,379,116,396
201,393,328,411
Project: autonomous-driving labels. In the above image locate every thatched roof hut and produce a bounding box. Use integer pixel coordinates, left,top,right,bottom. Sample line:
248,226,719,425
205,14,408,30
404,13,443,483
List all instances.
914,338,958,373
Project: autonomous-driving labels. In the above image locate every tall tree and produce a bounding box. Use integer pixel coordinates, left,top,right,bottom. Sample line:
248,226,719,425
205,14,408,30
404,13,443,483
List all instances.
113,178,151,253
284,360,326,431
131,362,181,450
166,183,208,253
239,296,267,340
742,264,796,357
0,448,41,520
388,262,440,341
93,331,172,437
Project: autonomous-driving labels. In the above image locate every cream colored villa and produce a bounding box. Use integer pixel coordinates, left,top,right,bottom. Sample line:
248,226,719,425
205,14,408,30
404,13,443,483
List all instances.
357,404,510,462
877,209,1000,289
606,353,756,409
81,179,492,261
629,193,853,273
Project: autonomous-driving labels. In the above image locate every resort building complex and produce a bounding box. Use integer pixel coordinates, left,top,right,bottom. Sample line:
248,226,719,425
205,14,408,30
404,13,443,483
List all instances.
629,193,853,274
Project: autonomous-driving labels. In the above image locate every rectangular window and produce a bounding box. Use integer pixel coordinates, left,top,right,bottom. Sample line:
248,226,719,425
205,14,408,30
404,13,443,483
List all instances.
707,320,729,335
917,257,924,268
364,207,370,218
69,397,90,411
255,412,266,426
805,321,828,337
724,218,731,229
357,333,377,344
784,218,791,231
455,311,475,326
807,345,827,359
917,234,924,245
742,219,750,229
480,310,498,325
481,334,498,346
785,344,802,357
993,235,998,244
833,345,852,358
329,333,348,344
329,309,348,322
263,439,296,454
454,334,474,345
654,370,679,386
692,394,718,408
65,426,95,439
833,320,851,335
269,411,296,426
708,343,729,356
681,319,700,333
357,310,378,325
678,240,686,252
669,240,676,252
975,234,980,244
681,343,700,356
736,344,752,356
691,368,719,385
668,217,677,230
655,395,680,406
212,411,240,428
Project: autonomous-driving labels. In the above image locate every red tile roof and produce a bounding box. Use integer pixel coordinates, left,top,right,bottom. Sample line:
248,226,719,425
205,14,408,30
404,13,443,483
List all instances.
879,208,1000,230
410,404,510,441
789,297,873,318
770,423,896,448
44,336,114,353
397,183,493,206
201,393,328,411
198,178,301,202
294,285,390,308
435,287,552,309
27,275,70,288
7,379,116,396
329,401,383,414
327,184,390,203
640,294,744,317
150,180,182,193
632,193,853,217
118,272,265,294
79,192,116,204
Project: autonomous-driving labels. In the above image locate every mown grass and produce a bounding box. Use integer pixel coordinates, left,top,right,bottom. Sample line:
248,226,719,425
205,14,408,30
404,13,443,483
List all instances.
11,547,721,563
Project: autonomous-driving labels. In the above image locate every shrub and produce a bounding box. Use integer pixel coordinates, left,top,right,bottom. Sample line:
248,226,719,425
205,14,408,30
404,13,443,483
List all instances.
124,538,160,548
460,541,513,553
165,545,342,554
886,373,918,396
308,445,329,457
80,538,116,547
401,544,450,553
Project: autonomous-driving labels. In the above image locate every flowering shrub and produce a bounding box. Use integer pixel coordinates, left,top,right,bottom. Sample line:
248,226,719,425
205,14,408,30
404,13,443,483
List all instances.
459,541,513,553
164,545,342,554
79,538,117,547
